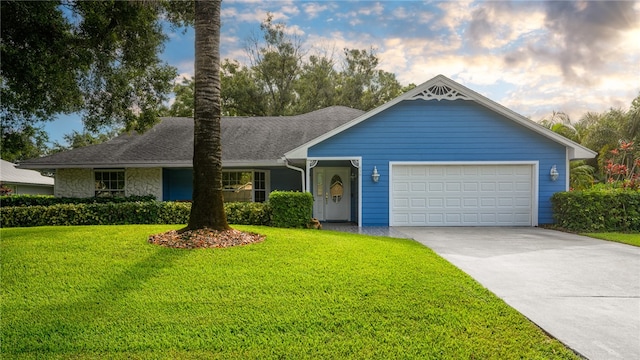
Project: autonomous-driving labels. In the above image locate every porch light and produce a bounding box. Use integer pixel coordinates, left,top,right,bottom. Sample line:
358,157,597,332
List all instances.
371,166,380,183
550,165,559,182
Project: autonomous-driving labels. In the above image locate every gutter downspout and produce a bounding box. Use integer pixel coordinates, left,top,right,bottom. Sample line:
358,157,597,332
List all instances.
283,158,306,193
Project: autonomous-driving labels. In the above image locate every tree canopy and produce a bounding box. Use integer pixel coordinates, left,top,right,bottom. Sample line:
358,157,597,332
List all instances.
168,15,415,118
1,1,191,135
541,94,640,186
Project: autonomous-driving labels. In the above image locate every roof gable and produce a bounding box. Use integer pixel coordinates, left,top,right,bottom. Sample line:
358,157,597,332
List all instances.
285,75,597,160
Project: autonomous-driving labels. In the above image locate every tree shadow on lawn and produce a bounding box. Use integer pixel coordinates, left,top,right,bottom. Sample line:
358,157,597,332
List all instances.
11,247,188,356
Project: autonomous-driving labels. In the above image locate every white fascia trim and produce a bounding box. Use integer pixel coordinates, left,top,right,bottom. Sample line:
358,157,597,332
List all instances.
565,148,571,191
390,160,539,166
388,161,539,227
285,74,597,161
2,181,54,187
21,160,285,170
307,156,362,161
19,162,193,170
222,160,285,167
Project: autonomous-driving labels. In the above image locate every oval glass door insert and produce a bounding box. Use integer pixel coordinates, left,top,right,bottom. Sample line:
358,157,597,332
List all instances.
330,175,344,203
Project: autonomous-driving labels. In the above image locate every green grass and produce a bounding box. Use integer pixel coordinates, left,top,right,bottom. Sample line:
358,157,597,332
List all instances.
1,225,578,359
583,232,640,247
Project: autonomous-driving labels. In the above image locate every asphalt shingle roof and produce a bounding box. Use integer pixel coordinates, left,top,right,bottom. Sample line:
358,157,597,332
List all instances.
20,106,364,168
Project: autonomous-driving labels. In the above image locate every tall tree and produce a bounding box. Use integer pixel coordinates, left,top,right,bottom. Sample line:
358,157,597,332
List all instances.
0,125,49,162
246,14,304,115
294,55,338,113
1,0,182,138
336,48,408,110
161,78,195,117
187,0,229,231
220,59,266,116
50,129,118,154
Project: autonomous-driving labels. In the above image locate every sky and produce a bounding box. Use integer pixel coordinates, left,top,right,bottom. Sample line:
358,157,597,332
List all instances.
46,0,640,145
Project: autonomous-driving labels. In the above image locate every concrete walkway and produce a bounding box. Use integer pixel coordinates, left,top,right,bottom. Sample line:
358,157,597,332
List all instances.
393,227,640,360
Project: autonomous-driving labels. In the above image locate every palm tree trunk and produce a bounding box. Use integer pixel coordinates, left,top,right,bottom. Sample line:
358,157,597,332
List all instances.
187,0,230,231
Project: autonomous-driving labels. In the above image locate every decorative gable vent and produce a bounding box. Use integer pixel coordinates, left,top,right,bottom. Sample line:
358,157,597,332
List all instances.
410,82,470,101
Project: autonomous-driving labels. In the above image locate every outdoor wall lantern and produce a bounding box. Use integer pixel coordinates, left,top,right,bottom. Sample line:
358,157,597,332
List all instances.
550,165,559,182
371,166,380,183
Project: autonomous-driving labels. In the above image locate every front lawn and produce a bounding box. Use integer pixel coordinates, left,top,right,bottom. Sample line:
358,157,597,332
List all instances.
1,225,578,359
583,232,640,247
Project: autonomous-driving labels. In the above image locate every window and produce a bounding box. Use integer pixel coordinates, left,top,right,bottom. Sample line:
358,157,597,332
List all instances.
95,170,125,197
222,170,268,203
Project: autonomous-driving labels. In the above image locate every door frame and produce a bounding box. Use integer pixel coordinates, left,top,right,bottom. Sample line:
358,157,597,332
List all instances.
306,157,362,226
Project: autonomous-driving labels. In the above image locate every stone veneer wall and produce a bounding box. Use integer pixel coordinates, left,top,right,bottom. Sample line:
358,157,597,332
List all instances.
55,168,94,198
126,168,162,200
55,168,163,199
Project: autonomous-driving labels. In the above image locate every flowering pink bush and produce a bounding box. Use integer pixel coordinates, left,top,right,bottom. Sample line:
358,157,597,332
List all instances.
604,141,639,190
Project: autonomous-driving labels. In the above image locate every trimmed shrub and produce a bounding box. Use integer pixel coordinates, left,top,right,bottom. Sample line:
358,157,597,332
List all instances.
0,201,274,228
268,191,313,228
0,202,191,227
225,202,271,226
551,189,640,232
0,194,156,207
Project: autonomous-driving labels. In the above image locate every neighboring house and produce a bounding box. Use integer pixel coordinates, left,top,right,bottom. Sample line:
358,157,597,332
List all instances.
1,159,54,195
20,75,596,227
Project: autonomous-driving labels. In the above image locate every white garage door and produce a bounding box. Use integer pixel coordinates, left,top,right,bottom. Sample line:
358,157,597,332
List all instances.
391,164,534,226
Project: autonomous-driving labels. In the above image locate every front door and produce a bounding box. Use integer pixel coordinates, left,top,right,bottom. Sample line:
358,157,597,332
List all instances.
313,167,351,221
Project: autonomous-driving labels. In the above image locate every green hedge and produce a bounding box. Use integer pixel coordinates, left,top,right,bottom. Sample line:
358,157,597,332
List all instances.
0,201,274,228
268,191,314,228
551,189,640,232
225,202,271,226
0,202,191,227
0,194,156,207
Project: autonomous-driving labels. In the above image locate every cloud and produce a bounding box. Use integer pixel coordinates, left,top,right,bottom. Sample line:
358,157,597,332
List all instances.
433,0,475,32
303,2,334,19
358,2,384,16
465,2,546,50
217,0,639,124
540,0,639,83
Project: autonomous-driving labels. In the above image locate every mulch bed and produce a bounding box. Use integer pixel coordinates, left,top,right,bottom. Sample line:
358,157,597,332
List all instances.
148,228,265,249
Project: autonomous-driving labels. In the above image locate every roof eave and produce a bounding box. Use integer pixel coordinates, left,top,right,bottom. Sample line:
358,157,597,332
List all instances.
19,159,286,170
1,181,54,187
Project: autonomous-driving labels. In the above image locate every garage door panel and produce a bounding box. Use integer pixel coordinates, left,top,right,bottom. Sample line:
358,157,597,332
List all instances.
446,213,461,223
446,182,461,192
411,198,426,208
392,164,533,226
394,198,409,208
481,182,496,191
411,213,427,223
394,182,409,192
463,198,478,207
480,198,496,207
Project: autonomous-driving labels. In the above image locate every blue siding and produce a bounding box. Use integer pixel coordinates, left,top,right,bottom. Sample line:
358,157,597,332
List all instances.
162,167,302,201
269,168,303,191
163,168,192,201
309,100,567,226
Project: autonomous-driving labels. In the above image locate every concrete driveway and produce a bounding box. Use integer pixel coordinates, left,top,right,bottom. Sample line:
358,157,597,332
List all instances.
395,227,640,360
